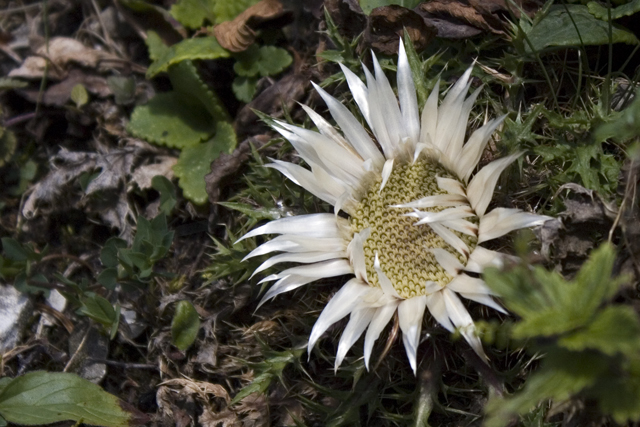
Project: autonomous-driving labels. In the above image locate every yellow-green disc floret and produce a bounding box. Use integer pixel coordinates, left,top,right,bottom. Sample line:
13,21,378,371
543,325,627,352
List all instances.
350,160,478,299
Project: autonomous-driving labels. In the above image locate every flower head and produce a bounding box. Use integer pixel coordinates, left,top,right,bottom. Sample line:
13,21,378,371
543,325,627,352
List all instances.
240,43,549,374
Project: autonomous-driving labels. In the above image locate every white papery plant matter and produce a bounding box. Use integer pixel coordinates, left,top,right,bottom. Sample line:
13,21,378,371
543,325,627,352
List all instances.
239,42,550,374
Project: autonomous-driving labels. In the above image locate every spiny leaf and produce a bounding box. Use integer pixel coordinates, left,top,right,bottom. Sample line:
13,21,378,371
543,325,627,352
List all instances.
525,4,639,53
558,306,640,357
0,371,147,426
173,122,236,204
484,349,608,427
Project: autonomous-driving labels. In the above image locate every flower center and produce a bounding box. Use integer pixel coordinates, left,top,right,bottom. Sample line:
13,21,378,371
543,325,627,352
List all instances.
350,160,478,299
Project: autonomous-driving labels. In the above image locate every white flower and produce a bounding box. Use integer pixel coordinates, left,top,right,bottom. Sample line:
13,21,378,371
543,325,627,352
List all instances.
239,42,550,374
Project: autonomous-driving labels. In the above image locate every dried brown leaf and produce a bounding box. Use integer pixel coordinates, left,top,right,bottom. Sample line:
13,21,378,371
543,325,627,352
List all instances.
160,378,231,403
9,37,118,80
199,407,241,427
130,156,177,190
325,0,366,39
365,6,436,54
235,72,310,140
213,0,290,52
415,0,542,39
16,69,111,106
205,136,269,204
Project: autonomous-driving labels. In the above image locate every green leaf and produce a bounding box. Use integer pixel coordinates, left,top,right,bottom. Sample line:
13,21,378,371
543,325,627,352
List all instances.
173,121,236,204
0,371,143,426
0,127,17,167
79,294,120,337
232,76,258,103
0,77,27,90
97,268,119,290
169,60,231,122
217,201,282,221
171,300,200,351
1,238,28,262
592,357,640,424
233,45,292,78
403,30,429,110
145,31,170,62
146,36,229,78
558,306,640,357
101,237,127,268
127,91,216,148
170,0,215,29
359,0,421,15
230,348,301,405
107,76,136,105
485,349,608,427
525,5,639,53
588,0,640,20
213,0,260,23
70,84,88,107
151,176,178,215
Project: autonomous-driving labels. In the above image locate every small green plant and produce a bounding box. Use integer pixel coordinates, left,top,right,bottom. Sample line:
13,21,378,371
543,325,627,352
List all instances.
98,214,174,291
483,244,640,425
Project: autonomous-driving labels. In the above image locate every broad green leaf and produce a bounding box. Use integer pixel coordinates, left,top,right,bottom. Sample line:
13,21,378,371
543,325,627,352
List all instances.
359,0,421,14
485,349,608,427
127,92,216,148
233,45,292,78
170,0,215,29
558,306,640,357
151,176,178,215
588,0,640,20
145,31,170,62
0,371,144,426
232,76,258,103
79,294,119,337
173,121,236,204
97,268,118,290
213,0,260,23
169,60,231,122
1,238,28,262
525,5,639,53
593,357,640,423
147,37,229,78
101,238,128,268
171,300,200,351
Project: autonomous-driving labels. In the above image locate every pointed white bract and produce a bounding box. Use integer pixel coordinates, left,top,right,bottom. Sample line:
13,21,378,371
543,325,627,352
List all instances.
241,40,550,375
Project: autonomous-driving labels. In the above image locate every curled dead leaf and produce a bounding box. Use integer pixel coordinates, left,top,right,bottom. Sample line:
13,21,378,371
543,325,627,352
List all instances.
213,0,291,52
365,6,437,54
415,0,542,39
